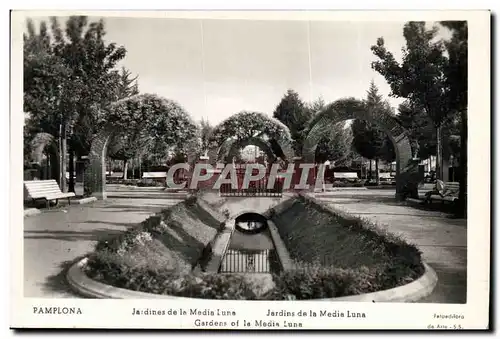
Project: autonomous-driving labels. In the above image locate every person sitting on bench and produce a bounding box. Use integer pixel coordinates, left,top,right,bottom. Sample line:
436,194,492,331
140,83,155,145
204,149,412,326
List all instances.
423,179,455,203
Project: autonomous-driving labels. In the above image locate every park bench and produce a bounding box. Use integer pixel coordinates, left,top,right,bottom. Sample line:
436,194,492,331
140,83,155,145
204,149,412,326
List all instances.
426,181,460,204
379,172,395,185
333,172,359,182
142,172,168,179
24,179,75,208
140,172,168,186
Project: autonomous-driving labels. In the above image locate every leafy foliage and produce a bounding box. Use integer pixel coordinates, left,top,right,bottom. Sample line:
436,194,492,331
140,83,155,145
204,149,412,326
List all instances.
397,100,436,159
105,93,200,163
440,21,467,216
371,22,451,127
273,89,312,155
370,21,459,182
208,111,291,159
23,16,129,161
351,82,396,164
199,118,214,156
303,97,354,164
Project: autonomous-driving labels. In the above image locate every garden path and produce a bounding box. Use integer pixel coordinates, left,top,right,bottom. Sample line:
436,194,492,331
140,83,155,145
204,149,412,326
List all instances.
23,187,185,298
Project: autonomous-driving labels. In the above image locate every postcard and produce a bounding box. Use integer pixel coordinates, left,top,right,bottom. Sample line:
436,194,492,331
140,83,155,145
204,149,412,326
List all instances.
11,9,490,330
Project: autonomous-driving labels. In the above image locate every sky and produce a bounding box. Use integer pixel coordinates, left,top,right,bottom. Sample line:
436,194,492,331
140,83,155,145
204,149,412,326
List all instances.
25,16,449,126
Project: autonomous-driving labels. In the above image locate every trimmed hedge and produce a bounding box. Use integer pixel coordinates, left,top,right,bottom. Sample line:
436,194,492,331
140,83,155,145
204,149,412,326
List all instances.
85,251,259,299
269,195,424,298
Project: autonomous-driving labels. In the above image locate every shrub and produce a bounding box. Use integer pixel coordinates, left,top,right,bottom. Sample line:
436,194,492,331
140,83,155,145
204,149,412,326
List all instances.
272,196,424,292
85,251,258,299
167,274,258,300
94,226,146,253
268,261,384,299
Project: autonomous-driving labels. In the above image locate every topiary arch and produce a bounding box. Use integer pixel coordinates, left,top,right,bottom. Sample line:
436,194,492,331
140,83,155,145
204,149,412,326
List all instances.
223,137,277,163
207,111,295,165
83,95,200,198
302,98,420,200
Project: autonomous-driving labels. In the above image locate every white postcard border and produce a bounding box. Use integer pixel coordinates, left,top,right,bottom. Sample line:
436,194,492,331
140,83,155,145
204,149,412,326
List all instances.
10,9,491,330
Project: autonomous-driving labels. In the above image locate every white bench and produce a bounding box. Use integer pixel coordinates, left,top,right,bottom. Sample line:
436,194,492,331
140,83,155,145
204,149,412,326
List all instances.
24,179,75,208
333,172,359,183
428,181,460,204
142,172,167,179
333,172,359,180
379,172,395,184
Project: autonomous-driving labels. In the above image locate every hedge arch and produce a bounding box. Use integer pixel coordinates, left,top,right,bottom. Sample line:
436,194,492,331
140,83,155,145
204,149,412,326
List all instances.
207,111,294,165
302,98,419,200
223,137,277,163
83,95,200,198
30,132,60,184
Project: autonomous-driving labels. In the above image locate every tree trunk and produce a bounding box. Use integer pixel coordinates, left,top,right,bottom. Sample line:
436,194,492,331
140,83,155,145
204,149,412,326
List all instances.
68,143,75,193
456,109,467,218
436,124,443,180
132,159,136,179
123,159,128,180
375,158,379,186
60,124,68,193
139,157,142,180
369,160,372,180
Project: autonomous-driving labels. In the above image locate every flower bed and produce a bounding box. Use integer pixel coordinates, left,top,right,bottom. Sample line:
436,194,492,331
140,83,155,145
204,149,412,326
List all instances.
268,195,424,299
83,194,425,300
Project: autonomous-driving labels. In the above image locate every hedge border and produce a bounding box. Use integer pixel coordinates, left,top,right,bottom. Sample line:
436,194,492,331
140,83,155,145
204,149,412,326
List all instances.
67,257,437,302
67,192,437,301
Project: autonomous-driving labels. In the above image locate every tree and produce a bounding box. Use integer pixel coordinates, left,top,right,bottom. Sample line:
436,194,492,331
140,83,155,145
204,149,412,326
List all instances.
115,67,139,100
315,126,354,165
397,100,436,159
304,97,354,165
24,16,127,192
351,82,396,184
440,21,468,217
371,22,451,181
209,111,291,160
105,94,200,172
199,118,214,156
273,89,312,155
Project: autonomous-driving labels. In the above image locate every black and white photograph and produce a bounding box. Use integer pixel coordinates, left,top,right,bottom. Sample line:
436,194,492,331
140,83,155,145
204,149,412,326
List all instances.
10,9,490,330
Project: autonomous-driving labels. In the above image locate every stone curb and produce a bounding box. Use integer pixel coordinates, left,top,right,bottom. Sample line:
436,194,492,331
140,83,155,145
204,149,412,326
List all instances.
266,220,294,271
191,194,233,273
204,219,236,273
23,208,41,217
67,257,437,302
262,196,295,219
77,197,97,205
196,196,227,224
67,258,181,299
